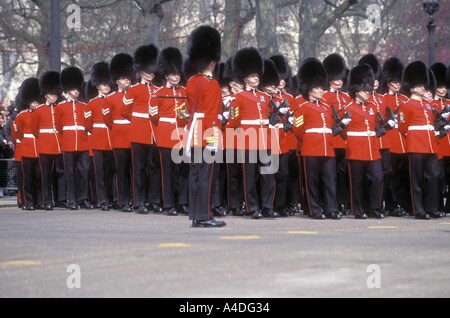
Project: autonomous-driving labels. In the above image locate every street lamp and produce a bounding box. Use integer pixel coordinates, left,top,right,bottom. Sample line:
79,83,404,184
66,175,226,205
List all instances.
423,0,439,66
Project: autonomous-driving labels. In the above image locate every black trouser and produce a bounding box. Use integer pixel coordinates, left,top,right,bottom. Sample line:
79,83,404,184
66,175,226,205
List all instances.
438,157,450,212
303,156,337,216
226,149,243,210
53,154,66,203
274,153,289,211
385,153,409,211
39,153,61,206
159,147,180,209
21,157,41,207
241,150,275,213
285,150,299,208
16,161,24,206
189,147,216,221
298,152,309,215
348,159,383,215
63,151,90,205
409,153,439,215
113,148,132,207
88,156,97,204
146,145,161,206
335,148,349,207
131,143,153,208
379,148,393,210
93,150,115,205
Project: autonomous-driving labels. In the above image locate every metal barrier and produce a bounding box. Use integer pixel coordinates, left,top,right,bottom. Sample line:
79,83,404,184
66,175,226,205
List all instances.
0,159,18,191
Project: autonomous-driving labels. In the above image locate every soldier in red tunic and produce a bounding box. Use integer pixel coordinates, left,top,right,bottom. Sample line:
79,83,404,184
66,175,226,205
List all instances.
151,47,187,216
122,44,160,214
32,71,65,210
398,61,446,219
55,67,93,210
344,64,385,219
85,62,115,211
229,47,277,219
104,53,134,213
185,25,225,227
15,78,41,210
292,59,343,219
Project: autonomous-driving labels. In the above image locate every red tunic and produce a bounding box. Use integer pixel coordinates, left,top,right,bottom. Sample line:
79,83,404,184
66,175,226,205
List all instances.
86,95,112,151
12,121,22,161
434,97,450,159
344,101,381,161
55,99,89,152
368,92,390,150
398,97,438,154
383,92,408,154
104,90,131,149
322,89,352,149
292,100,335,157
122,81,160,145
15,110,38,158
31,103,61,155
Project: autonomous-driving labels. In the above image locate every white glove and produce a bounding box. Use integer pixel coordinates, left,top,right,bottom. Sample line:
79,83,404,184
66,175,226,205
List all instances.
280,107,289,115
288,117,294,124
223,111,229,120
388,120,396,128
442,112,450,120
445,125,450,131
341,118,352,126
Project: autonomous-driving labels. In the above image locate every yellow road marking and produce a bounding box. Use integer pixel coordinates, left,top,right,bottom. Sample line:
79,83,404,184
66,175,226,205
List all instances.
159,243,191,248
220,235,261,240
440,222,450,225
368,226,399,229
287,231,318,235
0,260,41,266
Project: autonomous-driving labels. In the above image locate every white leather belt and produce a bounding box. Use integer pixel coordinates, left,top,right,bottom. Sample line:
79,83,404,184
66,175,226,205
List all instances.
39,129,57,134
16,139,21,144
347,131,376,137
408,125,434,131
132,112,149,119
113,119,131,125
305,128,332,134
93,123,107,129
63,125,85,131
23,133,35,139
159,117,177,124
241,119,269,125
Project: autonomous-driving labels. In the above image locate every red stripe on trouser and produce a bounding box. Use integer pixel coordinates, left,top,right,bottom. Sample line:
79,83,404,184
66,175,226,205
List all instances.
302,157,313,216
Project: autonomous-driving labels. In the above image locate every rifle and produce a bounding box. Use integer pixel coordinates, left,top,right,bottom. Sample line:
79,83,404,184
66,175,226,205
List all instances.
432,104,450,138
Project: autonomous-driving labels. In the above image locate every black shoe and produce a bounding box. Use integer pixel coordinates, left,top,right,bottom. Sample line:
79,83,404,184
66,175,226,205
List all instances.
262,208,280,218
249,210,263,219
325,212,341,220
178,205,190,215
56,201,69,209
68,203,78,211
228,208,244,216
163,208,178,216
79,200,94,210
192,219,226,228
100,203,110,211
355,213,368,219
429,211,443,219
389,207,404,217
441,212,447,218
112,202,120,210
135,206,149,214
44,204,53,211
212,207,227,217
149,203,163,213
121,204,133,213
278,208,290,217
312,213,326,220
25,205,35,211
338,204,349,215
415,213,430,220
370,209,385,219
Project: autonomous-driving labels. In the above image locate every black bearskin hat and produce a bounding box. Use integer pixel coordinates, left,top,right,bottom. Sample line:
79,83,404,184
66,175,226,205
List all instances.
232,47,264,80
61,66,84,92
157,47,183,77
84,80,98,101
216,62,232,88
39,71,62,96
19,77,40,110
134,44,159,74
260,59,281,88
90,62,113,87
348,64,375,99
427,69,437,97
382,57,404,84
446,63,450,91
358,54,381,81
323,53,347,82
297,59,327,100
187,25,221,73
270,54,292,82
110,53,134,82
402,61,429,97
430,63,448,88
